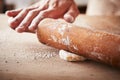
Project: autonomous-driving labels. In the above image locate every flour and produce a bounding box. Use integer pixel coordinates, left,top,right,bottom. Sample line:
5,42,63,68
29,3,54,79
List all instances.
34,52,57,60
73,45,79,51
57,23,72,36
59,36,71,46
50,35,57,42
58,24,67,36
91,52,104,60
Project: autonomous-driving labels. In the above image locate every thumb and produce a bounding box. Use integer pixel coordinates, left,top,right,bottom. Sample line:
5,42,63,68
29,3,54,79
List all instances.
64,3,80,23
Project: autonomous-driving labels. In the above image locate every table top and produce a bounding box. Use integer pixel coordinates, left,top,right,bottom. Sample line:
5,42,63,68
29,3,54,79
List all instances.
0,14,120,80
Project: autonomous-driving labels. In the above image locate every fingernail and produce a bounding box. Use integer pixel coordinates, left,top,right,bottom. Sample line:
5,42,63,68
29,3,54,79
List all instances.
70,16,74,23
64,15,74,23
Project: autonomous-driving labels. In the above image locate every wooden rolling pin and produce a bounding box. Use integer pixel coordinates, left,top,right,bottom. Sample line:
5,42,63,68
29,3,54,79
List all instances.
37,15,120,68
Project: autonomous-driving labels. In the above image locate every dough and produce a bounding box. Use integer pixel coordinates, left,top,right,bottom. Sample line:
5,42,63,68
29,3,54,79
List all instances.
59,50,86,61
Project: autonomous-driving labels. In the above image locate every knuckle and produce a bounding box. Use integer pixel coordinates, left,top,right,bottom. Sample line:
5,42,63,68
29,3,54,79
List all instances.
14,18,19,22
23,8,30,12
31,19,39,28
36,12,45,20
31,11,50,25
40,11,49,16
29,10,37,15
28,11,34,16
30,19,36,25
31,20,37,26
20,20,29,27
20,23,27,27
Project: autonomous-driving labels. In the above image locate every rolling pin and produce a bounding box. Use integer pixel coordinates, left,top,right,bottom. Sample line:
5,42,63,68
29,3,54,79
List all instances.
37,15,120,68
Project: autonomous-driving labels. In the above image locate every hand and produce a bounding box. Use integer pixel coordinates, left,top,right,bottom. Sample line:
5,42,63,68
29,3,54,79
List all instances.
6,0,80,33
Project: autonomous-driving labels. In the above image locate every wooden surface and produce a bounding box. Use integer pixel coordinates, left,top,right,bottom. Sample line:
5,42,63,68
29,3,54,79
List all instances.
0,14,120,80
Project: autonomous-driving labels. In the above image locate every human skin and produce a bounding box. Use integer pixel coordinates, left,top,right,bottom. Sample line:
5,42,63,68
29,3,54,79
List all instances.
6,0,80,33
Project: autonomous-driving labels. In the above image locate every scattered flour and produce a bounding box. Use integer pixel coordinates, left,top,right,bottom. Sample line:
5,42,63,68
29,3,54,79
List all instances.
34,52,57,60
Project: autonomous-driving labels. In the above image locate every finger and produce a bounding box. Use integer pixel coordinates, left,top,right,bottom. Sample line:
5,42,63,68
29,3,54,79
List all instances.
28,8,61,32
5,9,22,17
9,8,35,29
28,11,47,32
15,8,41,33
15,4,49,33
63,3,80,23
21,29,36,33
8,9,29,29
8,17,35,33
